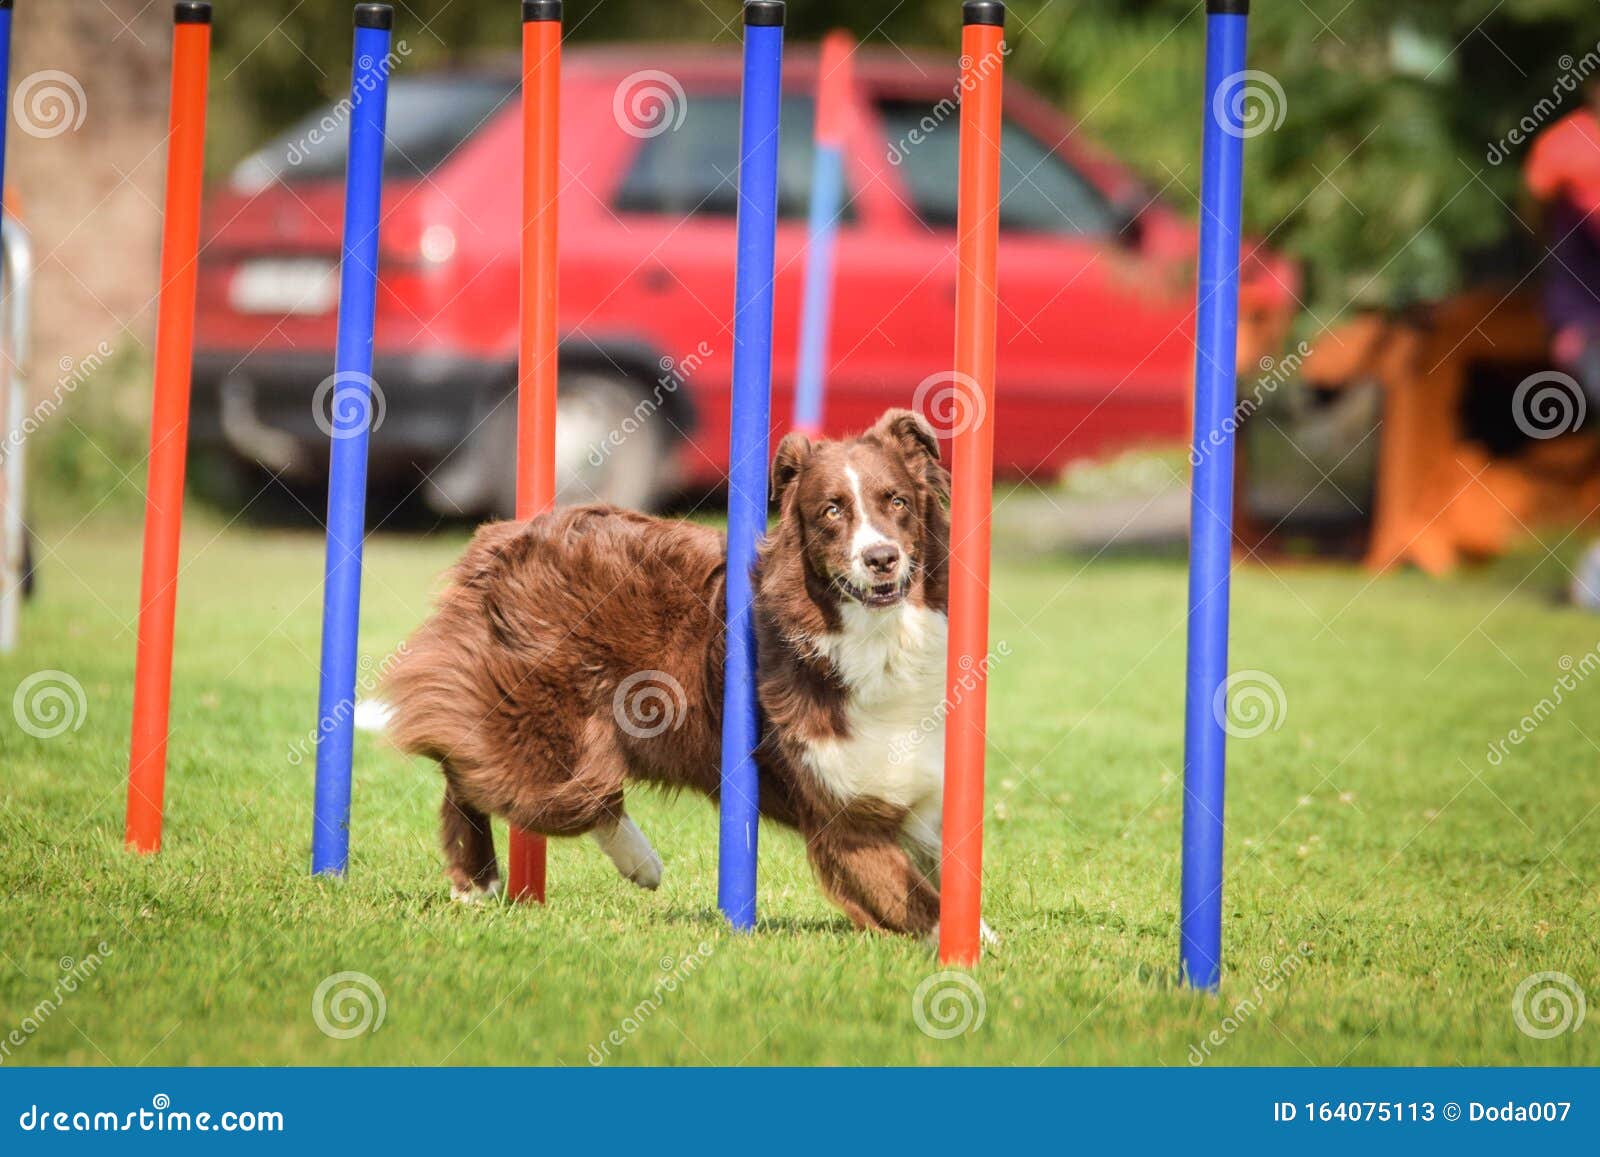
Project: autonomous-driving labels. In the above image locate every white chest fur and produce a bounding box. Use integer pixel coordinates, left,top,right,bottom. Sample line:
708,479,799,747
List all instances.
800,601,948,810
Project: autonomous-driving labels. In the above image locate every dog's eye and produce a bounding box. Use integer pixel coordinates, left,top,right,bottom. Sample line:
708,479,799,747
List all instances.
890,496,908,511
823,503,843,521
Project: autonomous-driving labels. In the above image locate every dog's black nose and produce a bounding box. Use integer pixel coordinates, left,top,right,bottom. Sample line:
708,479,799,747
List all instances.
863,544,901,578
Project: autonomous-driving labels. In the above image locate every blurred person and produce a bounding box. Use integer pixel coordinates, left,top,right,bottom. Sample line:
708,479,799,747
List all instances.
1525,77,1600,403
1525,79,1600,609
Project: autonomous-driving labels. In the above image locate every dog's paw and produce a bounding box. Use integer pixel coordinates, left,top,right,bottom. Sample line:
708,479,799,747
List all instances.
450,877,502,905
624,850,663,891
919,920,1002,953
593,817,663,891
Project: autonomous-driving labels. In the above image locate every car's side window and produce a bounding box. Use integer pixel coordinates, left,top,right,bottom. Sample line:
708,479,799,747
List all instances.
876,99,1118,237
614,94,853,221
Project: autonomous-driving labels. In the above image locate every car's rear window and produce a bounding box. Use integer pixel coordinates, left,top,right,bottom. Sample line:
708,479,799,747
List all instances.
876,98,1118,236
615,94,851,220
233,76,516,188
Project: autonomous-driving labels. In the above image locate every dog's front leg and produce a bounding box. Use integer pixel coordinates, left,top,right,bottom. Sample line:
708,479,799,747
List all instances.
803,821,941,937
898,801,1002,950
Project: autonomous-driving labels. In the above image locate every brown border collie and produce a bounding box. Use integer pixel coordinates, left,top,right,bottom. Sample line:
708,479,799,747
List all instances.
385,409,985,941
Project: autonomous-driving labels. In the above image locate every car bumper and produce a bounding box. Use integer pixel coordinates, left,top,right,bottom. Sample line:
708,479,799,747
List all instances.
189,350,507,481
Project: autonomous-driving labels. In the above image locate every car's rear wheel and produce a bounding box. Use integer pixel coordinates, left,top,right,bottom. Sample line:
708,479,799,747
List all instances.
426,371,672,520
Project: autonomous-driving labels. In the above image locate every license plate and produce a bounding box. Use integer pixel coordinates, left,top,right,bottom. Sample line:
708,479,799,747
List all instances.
230,259,339,316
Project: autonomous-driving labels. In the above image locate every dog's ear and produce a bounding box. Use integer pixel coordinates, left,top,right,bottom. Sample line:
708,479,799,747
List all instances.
874,408,942,467
873,408,950,505
771,432,812,506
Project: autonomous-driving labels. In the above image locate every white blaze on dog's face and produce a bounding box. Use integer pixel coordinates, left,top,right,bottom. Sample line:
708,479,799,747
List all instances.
771,410,946,612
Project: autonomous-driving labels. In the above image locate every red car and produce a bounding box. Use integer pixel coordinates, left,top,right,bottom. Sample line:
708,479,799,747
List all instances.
191,45,1297,516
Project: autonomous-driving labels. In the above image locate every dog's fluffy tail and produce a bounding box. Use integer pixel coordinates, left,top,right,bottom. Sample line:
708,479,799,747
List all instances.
354,699,394,733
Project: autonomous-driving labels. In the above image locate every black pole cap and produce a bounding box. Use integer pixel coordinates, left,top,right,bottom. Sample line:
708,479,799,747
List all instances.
174,1,211,23
963,1,1005,27
744,1,784,27
0,1,14,11
354,3,394,29
523,0,561,20
1206,0,1249,12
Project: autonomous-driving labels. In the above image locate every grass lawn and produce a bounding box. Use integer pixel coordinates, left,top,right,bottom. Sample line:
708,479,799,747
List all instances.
2,504,1598,1067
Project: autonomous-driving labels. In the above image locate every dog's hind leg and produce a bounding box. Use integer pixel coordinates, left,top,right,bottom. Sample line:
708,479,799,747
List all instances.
592,812,663,890
441,773,500,902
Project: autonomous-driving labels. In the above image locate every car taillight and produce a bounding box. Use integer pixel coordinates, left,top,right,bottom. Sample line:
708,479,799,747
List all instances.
419,224,457,265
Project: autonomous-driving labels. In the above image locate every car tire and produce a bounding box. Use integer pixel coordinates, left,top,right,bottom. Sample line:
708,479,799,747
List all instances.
427,371,673,520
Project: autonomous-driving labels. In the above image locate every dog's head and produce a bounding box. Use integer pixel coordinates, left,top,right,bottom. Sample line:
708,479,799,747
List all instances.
768,409,950,614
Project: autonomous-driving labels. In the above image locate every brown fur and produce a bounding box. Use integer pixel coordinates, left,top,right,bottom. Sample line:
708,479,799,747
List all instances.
385,410,952,935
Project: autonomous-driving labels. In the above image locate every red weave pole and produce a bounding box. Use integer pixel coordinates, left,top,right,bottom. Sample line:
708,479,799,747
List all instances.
506,2,562,903
125,3,212,855
939,2,1004,966
815,29,853,148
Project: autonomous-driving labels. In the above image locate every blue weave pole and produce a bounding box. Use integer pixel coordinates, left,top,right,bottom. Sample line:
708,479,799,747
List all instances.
312,4,393,876
0,4,11,214
718,0,785,930
1180,0,1250,989
792,142,841,435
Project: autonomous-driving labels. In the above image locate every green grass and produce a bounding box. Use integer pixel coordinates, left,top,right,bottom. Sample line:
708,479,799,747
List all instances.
2,506,1598,1067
